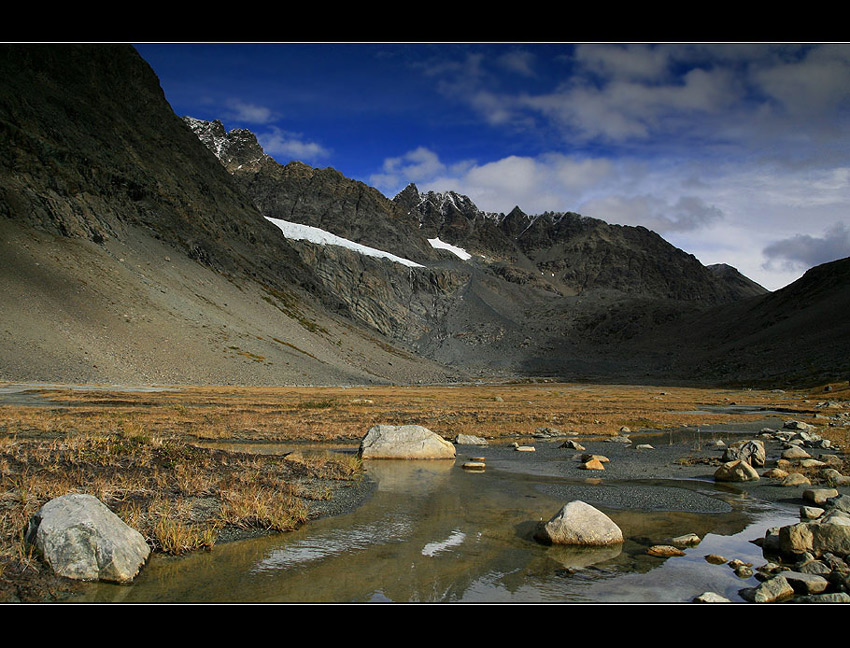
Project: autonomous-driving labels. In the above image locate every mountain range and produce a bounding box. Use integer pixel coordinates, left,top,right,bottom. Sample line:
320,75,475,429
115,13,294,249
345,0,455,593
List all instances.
1,44,847,387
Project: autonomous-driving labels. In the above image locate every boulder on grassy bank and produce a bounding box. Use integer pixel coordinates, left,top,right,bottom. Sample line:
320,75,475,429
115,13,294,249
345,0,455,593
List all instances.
26,493,150,583
359,424,456,460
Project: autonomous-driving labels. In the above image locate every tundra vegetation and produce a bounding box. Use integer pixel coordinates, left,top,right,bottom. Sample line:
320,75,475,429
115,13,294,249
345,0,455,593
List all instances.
0,380,846,601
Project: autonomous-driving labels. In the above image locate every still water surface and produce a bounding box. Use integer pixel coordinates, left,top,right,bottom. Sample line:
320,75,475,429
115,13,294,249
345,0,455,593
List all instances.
72,430,800,604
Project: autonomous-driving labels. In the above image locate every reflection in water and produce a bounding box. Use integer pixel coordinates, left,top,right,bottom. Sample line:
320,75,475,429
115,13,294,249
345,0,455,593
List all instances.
422,529,467,557
544,544,623,570
72,443,800,603
253,517,416,573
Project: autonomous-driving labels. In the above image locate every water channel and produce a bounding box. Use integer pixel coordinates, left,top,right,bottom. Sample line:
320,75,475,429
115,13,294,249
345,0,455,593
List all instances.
69,425,802,604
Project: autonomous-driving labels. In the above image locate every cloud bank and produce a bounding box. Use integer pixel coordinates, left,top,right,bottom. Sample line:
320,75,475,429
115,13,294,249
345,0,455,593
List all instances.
370,44,850,291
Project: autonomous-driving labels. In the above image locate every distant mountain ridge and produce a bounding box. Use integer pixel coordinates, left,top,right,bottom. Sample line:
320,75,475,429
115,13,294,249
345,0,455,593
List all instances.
188,117,766,306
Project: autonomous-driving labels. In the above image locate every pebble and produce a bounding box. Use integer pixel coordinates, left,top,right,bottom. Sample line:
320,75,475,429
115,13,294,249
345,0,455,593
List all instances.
734,565,754,578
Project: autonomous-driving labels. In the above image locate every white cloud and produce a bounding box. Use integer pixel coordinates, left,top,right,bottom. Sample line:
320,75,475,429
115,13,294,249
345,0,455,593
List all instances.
573,43,673,82
497,49,537,77
763,221,850,270
363,45,850,291
370,147,447,189
422,44,850,160
518,66,739,143
224,99,278,124
579,194,723,233
752,44,850,119
258,127,330,163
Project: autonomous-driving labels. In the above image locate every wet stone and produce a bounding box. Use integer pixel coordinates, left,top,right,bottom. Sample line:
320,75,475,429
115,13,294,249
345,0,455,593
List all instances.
671,533,701,548
739,575,795,603
804,488,840,505
735,565,754,578
647,545,685,557
693,592,731,603
780,571,830,595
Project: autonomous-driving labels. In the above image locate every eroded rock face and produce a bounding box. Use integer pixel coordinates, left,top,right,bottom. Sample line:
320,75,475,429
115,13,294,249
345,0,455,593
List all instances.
26,493,150,583
534,500,624,547
289,240,467,345
358,424,456,460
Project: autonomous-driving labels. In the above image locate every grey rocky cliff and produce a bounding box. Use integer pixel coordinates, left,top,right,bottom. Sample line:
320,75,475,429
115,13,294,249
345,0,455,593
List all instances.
0,45,333,306
0,44,457,387
292,241,467,345
184,117,472,350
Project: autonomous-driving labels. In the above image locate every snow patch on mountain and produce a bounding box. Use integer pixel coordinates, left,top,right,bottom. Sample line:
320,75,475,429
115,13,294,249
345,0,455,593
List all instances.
428,237,472,261
266,217,424,268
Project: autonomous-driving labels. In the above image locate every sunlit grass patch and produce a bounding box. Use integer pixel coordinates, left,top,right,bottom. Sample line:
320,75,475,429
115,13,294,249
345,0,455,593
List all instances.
220,482,308,532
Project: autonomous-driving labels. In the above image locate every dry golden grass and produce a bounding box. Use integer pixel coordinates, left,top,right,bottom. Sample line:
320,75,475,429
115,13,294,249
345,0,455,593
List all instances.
6,380,841,441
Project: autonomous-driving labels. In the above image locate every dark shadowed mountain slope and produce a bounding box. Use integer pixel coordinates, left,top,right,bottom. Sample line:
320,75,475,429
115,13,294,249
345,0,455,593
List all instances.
0,44,455,386
184,117,806,384
0,45,324,300
1,45,844,388
708,263,771,299
622,257,850,385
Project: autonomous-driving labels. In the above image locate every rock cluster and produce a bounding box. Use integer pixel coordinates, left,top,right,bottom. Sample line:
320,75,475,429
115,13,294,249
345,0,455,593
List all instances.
713,422,849,488
695,419,850,602
740,499,850,601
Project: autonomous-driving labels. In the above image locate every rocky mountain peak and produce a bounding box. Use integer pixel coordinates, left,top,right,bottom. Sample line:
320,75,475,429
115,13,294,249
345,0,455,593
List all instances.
708,263,768,298
393,183,421,205
183,117,268,173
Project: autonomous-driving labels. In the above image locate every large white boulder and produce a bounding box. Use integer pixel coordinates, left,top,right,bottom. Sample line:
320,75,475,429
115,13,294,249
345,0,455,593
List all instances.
359,424,456,460
534,500,624,546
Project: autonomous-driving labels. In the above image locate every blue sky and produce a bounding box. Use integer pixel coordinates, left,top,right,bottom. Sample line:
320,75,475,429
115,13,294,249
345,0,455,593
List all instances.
134,43,850,291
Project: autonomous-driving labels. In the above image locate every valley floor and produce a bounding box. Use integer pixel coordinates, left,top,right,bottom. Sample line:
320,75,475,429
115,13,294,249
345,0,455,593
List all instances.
1,379,847,602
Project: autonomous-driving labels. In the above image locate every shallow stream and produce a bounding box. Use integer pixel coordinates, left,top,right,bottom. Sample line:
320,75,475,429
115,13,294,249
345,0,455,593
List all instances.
70,427,801,604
